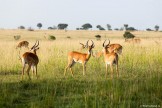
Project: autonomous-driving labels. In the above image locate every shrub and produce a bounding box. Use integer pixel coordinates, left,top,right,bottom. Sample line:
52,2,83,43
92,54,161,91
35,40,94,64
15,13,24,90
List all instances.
123,31,135,39
48,35,56,40
95,35,101,41
13,35,21,40
66,36,71,39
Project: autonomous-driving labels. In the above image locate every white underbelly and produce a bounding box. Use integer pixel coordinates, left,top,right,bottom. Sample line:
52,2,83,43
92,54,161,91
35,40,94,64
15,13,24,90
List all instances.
73,58,82,63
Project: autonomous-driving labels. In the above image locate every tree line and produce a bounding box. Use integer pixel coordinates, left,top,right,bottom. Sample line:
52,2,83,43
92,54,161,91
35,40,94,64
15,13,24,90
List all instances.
18,23,160,31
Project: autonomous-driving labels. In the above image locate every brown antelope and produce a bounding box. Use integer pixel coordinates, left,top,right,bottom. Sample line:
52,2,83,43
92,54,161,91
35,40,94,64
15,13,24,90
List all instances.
16,41,29,49
102,40,119,78
125,38,141,43
64,40,95,76
96,43,122,57
21,41,39,79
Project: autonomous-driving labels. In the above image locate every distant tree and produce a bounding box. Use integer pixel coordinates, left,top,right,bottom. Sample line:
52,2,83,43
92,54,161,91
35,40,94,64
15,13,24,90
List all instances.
124,24,128,30
114,28,119,31
106,24,111,30
154,25,159,31
96,25,105,30
18,26,25,29
127,27,136,31
123,31,135,39
82,23,92,30
37,23,42,29
57,23,68,30
48,27,53,30
146,28,152,31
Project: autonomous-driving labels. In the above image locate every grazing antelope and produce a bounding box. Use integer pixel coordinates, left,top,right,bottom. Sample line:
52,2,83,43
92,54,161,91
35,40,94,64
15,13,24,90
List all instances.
16,41,29,49
21,41,39,79
102,40,119,78
125,38,141,43
64,40,95,76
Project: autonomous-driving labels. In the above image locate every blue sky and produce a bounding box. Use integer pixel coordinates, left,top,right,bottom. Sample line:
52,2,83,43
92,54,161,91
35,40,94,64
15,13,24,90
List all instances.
0,0,161,30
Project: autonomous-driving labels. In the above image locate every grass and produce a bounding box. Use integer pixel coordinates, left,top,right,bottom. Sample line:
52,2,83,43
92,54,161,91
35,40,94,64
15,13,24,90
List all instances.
0,30,162,108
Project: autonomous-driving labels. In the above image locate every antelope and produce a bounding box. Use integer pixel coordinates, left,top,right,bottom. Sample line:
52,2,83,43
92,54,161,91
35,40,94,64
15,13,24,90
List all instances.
16,41,29,49
125,38,141,43
64,40,95,76
96,43,122,57
102,40,119,78
21,41,39,79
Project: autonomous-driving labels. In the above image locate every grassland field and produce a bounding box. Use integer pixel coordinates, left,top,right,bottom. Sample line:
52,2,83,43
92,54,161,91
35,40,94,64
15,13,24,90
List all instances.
0,29,162,108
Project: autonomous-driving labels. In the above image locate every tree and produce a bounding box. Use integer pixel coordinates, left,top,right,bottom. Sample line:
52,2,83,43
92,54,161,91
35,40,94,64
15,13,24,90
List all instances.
18,26,25,29
127,27,136,31
82,23,92,30
37,23,42,29
107,24,111,30
146,28,152,31
154,25,159,31
124,24,128,30
96,25,105,30
57,23,68,30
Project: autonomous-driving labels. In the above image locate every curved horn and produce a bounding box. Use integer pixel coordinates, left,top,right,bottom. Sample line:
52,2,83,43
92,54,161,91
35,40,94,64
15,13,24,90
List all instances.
31,41,37,49
103,40,107,47
86,40,89,47
35,41,39,48
107,39,110,46
91,40,94,46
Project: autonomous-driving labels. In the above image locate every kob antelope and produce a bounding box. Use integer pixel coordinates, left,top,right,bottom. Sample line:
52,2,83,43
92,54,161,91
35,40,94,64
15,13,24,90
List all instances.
16,41,29,49
21,41,39,79
102,40,119,78
64,40,95,76
96,42,122,57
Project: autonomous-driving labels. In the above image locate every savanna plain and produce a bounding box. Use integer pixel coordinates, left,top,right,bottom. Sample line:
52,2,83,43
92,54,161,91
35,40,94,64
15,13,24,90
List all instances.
0,30,162,108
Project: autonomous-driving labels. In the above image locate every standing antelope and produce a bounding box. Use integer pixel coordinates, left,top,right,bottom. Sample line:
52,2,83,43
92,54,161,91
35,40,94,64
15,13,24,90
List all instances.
64,40,95,76
102,40,119,78
16,41,29,49
96,43,122,57
21,41,39,79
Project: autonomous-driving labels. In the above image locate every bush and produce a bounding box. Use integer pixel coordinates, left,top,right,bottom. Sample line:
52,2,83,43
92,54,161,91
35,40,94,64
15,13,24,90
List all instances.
66,36,71,39
123,31,135,39
48,35,56,40
95,35,101,41
13,35,21,40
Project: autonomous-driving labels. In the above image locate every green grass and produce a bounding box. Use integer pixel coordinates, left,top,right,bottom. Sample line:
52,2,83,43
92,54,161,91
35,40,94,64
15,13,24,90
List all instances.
0,36,162,108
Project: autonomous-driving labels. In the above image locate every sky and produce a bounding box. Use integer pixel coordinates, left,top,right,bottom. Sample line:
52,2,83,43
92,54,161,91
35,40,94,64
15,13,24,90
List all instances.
0,0,162,30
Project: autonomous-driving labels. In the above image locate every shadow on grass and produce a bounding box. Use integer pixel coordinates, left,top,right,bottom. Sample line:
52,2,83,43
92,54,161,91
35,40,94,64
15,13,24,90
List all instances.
0,76,161,108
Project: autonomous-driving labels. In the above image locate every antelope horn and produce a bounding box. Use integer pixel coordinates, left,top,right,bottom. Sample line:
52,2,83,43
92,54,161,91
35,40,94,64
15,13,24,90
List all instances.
80,43,85,46
103,40,107,47
91,40,94,47
35,41,39,48
86,40,89,48
31,41,37,49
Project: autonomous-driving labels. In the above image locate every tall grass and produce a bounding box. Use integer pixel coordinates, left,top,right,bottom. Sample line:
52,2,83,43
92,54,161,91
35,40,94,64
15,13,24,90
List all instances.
0,30,162,108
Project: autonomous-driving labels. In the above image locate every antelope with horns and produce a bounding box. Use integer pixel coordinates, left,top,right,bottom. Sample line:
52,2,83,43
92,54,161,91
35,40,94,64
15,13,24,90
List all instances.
21,41,39,79
16,41,29,49
64,40,95,76
102,40,119,78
